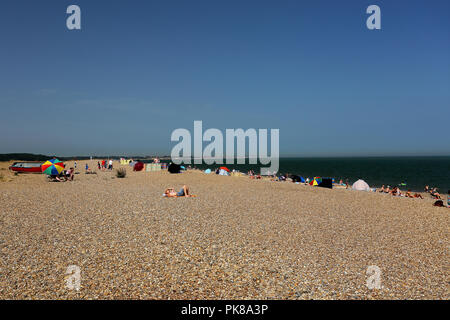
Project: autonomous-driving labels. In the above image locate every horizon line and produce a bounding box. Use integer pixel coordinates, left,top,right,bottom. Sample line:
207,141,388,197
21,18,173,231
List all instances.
2,153,450,160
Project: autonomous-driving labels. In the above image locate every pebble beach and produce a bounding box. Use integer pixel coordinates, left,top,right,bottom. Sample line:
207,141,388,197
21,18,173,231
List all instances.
0,160,448,299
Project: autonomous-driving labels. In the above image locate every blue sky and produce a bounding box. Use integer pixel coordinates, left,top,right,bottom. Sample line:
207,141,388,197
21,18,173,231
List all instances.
0,0,449,156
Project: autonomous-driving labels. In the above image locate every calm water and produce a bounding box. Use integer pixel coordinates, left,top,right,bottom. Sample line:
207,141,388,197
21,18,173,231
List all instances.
164,156,450,192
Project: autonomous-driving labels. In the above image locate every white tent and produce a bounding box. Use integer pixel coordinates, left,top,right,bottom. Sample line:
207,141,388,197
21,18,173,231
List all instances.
352,179,371,191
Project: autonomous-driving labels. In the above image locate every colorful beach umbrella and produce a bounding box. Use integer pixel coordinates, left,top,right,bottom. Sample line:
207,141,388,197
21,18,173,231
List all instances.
220,166,230,172
41,159,64,175
310,177,322,186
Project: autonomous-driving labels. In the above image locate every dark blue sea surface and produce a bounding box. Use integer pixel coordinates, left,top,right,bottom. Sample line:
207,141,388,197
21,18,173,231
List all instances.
171,156,450,192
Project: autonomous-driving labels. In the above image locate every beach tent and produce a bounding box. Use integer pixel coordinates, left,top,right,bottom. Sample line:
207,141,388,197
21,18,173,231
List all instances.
219,169,229,176
291,175,303,183
204,169,211,174
180,166,186,170
352,179,371,191
168,163,181,174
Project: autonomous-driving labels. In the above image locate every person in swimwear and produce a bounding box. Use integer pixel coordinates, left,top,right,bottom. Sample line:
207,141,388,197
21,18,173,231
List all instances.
164,185,192,197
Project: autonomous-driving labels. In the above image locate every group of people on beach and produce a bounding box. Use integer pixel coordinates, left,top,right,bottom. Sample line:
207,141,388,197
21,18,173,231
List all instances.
424,186,443,199
248,170,262,179
378,185,423,198
423,186,450,207
248,170,450,208
48,161,450,209
49,166,74,182
97,159,113,171
376,184,450,208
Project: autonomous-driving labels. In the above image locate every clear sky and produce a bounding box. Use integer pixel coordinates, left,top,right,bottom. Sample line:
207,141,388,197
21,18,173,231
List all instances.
0,0,449,157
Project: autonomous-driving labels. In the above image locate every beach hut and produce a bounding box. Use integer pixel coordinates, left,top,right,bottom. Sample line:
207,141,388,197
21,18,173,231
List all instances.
145,163,161,172
352,179,371,191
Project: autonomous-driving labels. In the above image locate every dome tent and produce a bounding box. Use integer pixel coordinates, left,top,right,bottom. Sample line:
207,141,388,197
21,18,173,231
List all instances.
352,179,371,191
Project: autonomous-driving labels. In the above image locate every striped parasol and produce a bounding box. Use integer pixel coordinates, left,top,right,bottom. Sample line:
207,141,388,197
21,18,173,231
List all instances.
41,158,64,175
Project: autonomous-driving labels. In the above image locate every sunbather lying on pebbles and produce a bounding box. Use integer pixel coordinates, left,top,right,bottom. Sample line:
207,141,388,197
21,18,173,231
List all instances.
163,185,195,197
406,190,424,199
430,188,441,199
391,186,402,196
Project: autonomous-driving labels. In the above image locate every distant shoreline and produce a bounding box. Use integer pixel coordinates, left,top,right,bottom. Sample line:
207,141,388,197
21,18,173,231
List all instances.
1,153,449,162
2,154,449,193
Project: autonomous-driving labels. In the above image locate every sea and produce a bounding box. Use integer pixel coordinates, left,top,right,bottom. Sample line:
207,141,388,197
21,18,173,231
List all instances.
160,156,450,193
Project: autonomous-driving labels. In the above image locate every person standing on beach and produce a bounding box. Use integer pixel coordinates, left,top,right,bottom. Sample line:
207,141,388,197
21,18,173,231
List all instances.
109,159,113,170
